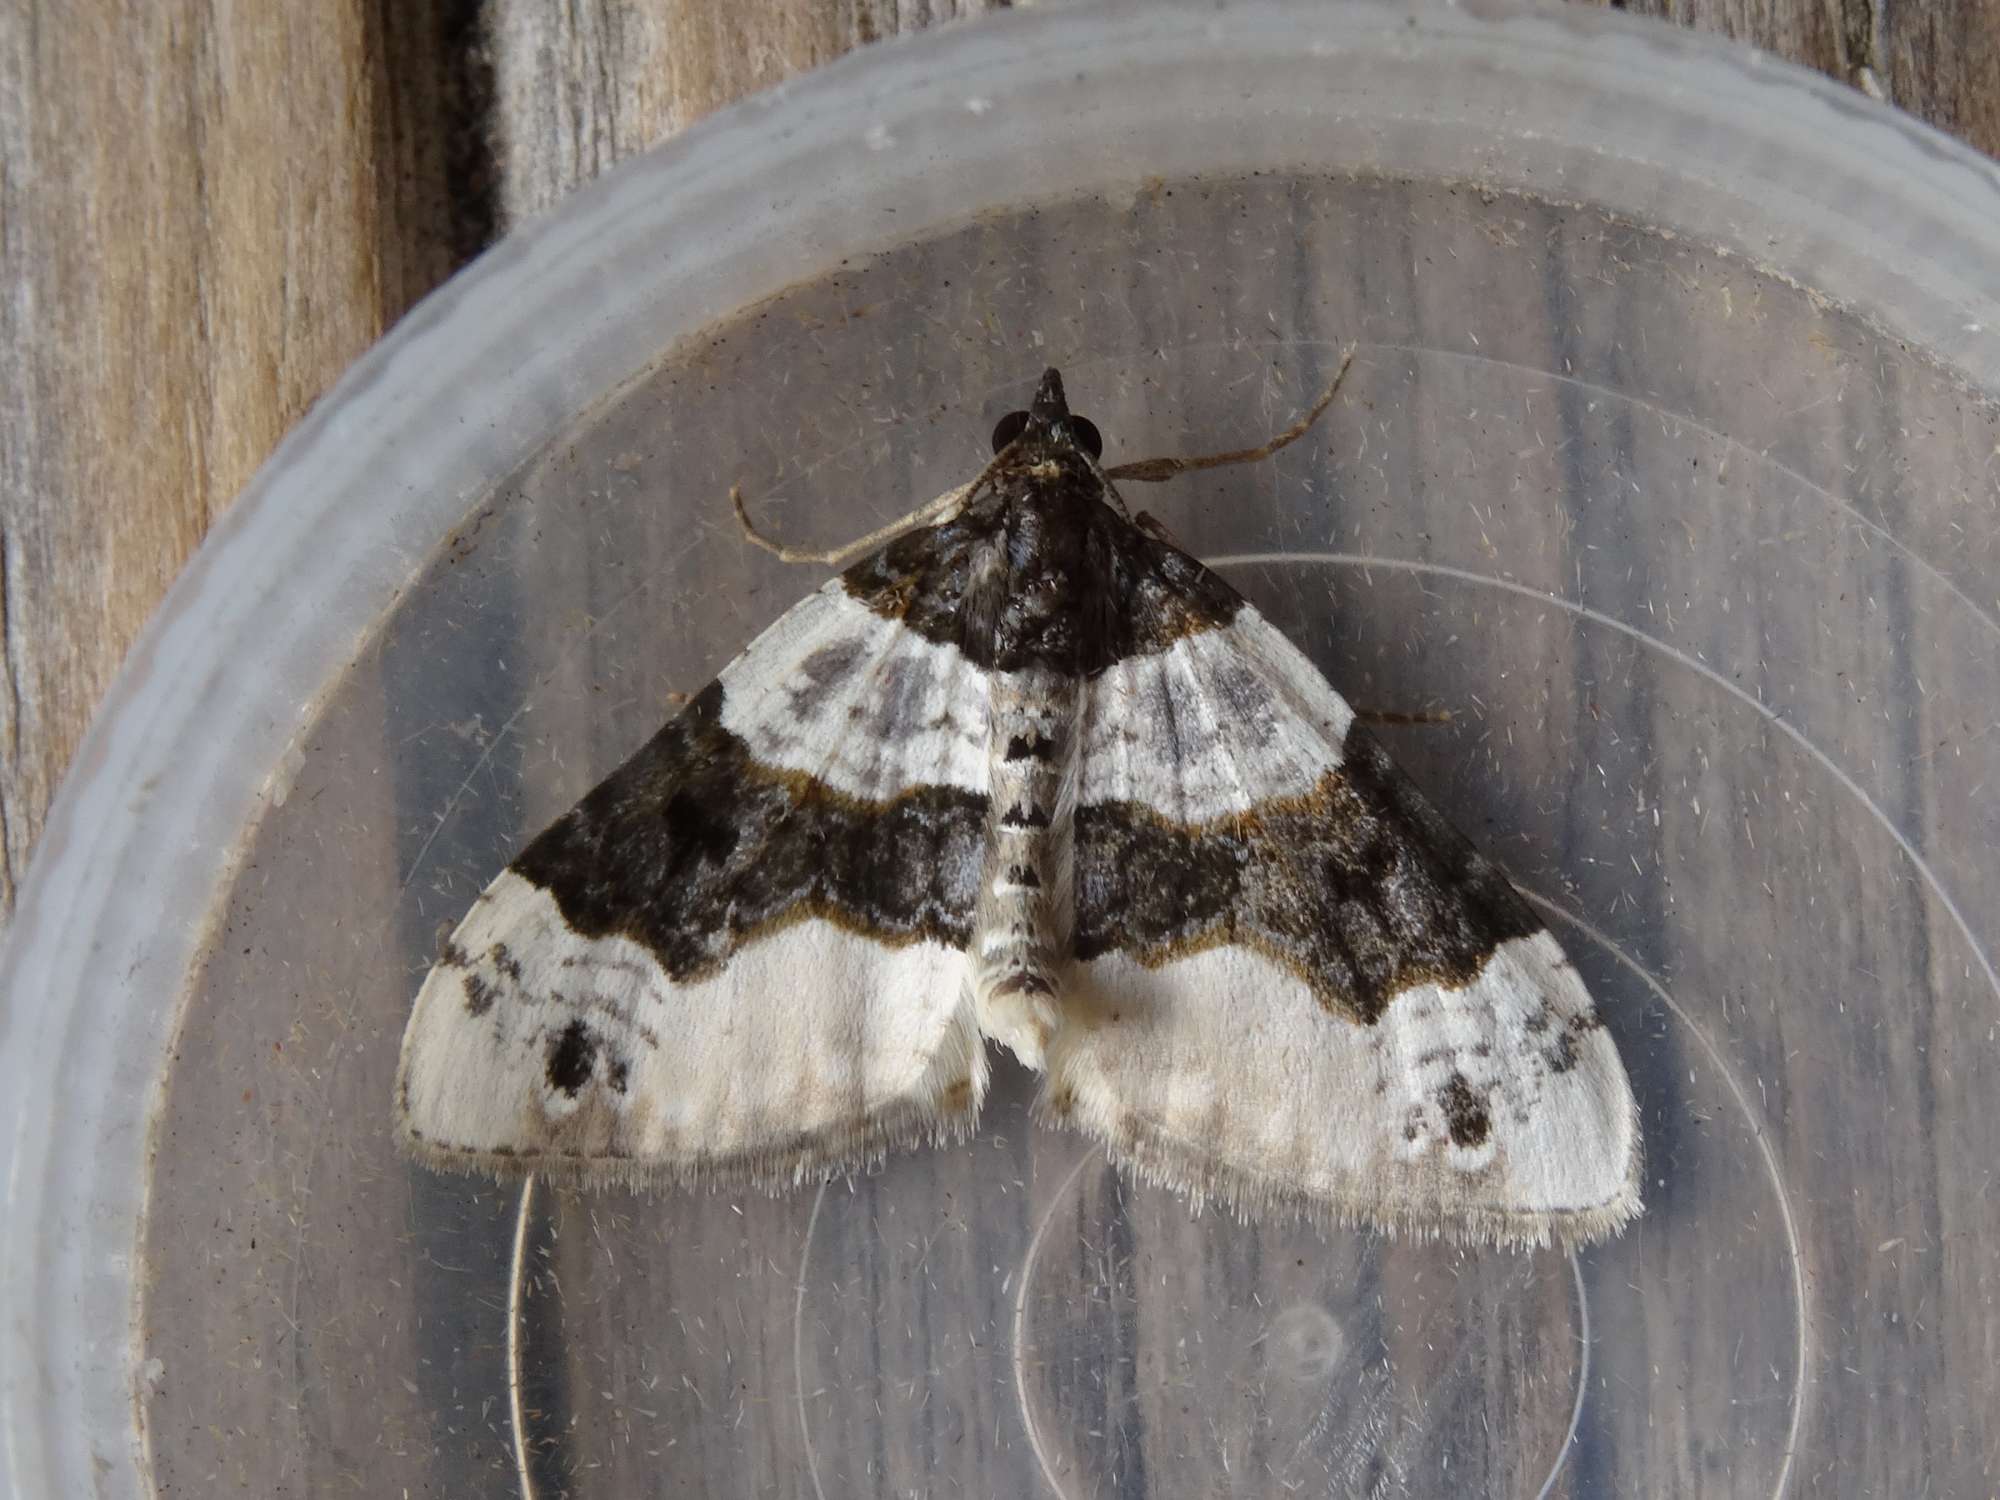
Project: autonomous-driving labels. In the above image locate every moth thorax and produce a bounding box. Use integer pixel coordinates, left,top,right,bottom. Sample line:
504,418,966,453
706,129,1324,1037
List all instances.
972,669,1077,1070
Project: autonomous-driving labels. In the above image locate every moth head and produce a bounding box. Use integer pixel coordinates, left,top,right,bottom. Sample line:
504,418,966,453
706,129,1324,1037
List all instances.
991,367,1104,462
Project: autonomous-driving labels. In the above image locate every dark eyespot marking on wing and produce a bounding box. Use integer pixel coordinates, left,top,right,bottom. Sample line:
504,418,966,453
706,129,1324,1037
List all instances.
1438,1073,1493,1149
546,1020,597,1097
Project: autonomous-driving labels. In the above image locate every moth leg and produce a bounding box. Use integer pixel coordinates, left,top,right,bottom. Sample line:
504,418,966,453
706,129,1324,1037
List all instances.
1103,344,1356,484
1130,510,1182,548
731,477,980,569
1352,706,1455,728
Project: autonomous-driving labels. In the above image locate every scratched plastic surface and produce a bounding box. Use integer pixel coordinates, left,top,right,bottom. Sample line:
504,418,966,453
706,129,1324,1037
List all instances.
9,5,2000,1498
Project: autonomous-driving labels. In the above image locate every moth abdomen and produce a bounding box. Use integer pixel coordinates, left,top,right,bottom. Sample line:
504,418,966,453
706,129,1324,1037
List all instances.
971,666,1077,1068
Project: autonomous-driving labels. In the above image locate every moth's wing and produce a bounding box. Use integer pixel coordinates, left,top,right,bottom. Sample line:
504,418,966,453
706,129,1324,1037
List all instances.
1053,603,1641,1248
395,576,994,1189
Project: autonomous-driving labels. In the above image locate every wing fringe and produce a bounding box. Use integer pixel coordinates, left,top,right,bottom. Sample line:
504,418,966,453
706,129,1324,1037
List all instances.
1037,1081,1643,1252
399,1015,990,1195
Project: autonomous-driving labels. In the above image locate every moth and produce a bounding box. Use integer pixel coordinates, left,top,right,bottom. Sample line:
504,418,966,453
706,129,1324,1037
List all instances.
395,359,1641,1249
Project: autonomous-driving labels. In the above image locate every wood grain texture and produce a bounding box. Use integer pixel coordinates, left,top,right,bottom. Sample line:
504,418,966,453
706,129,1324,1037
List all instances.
1,0,1996,932
1599,0,2000,156
488,0,1008,225
0,1,478,922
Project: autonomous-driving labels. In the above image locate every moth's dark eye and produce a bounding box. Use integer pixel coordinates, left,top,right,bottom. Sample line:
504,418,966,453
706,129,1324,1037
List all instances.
991,410,1030,454
1071,416,1104,461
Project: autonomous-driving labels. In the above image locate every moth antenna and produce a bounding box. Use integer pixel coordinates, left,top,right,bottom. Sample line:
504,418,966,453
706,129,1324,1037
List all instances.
1103,344,1356,483
731,475,983,569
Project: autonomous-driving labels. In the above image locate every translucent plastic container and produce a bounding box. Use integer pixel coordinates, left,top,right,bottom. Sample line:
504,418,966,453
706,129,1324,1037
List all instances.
8,3,2000,1495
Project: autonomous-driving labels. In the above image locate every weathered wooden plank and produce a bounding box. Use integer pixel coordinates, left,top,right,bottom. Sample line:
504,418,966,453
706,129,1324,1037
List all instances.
486,0,1007,224
1598,0,2000,158
0,1,473,921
